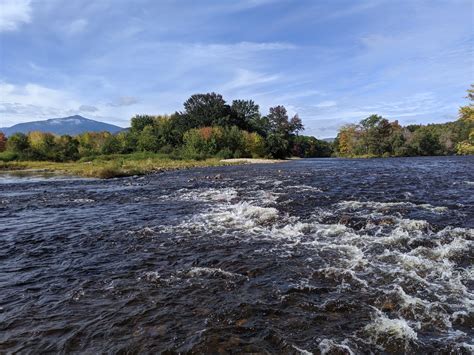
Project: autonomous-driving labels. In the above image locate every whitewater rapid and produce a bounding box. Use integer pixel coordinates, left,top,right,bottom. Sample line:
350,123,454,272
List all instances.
1,156,473,353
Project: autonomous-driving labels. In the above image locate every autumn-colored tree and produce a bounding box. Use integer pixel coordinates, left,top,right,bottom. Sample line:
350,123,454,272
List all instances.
456,85,474,153
337,124,359,156
0,132,6,152
77,132,111,156
243,132,266,158
28,131,56,160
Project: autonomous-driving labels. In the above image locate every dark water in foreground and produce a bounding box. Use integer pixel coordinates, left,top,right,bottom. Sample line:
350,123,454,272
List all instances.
1,156,473,354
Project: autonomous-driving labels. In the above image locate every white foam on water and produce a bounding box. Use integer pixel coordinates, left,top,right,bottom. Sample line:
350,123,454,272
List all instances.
318,339,354,355
140,271,161,282
451,310,469,324
139,271,184,285
337,200,448,213
176,188,238,202
316,267,368,288
456,342,474,352
393,217,430,231
314,223,351,238
128,227,155,237
287,184,323,192
187,267,246,280
250,190,280,205
70,288,85,301
364,313,418,347
292,345,313,355
160,186,473,351
430,237,473,260
418,204,448,213
201,202,279,230
391,285,426,307
338,200,409,210
72,198,94,203
271,221,312,238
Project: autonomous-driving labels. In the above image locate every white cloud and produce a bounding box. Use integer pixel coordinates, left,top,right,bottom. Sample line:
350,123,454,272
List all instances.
0,0,32,32
314,100,337,108
0,82,79,125
0,82,76,108
65,18,88,35
108,96,139,107
187,41,298,56
221,69,279,91
208,0,285,14
78,104,98,112
0,82,135,127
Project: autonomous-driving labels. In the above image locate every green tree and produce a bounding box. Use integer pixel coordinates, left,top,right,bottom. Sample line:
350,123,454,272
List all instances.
7,133,30,155
55,135,79,161
265,133,289,159
116,131,138,153
77,132,111,157
267,106,303,136
28,131,57,160
137,125,159,152
231,99,261,131
153,115,176,148
267,106,290,135
102,134,122,154
184,93,231,127
409,128,441,156
359,114,383,155
291,136,332,158
131,115,155,133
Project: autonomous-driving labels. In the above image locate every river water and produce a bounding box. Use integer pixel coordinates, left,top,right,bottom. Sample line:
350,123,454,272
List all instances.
1,156,473,354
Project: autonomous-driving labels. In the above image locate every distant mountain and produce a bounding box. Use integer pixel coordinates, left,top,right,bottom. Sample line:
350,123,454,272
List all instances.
0,115,123,136
321,138,335,143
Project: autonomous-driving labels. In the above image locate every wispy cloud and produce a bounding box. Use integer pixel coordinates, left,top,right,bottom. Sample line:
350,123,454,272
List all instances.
0,82,79,124
0,82,131,126
221,69,279,91
0,0,32,32
314,101,337,108
64,18,88,35
0,0,471,137
206,0,286,14
78,104,98,112
108,96,139,107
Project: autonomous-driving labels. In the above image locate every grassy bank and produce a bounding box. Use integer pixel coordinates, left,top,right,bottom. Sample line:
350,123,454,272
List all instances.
0,152,237,178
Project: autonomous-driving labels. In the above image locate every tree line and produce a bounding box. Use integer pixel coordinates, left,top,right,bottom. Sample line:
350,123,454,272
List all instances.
0,93,332,162
335,87,474,157
1,88,472,162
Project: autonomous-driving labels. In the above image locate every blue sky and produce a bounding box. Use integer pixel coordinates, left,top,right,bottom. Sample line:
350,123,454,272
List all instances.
0,0,472,137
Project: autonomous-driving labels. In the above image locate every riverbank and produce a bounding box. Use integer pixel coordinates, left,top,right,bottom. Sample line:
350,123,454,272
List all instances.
220,158,286,164
0,153,285,178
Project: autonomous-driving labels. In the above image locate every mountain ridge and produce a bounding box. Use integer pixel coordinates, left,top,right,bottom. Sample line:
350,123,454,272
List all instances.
0,115,123,136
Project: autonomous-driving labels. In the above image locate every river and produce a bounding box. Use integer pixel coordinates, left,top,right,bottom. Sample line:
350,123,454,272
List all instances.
1,156,473,353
